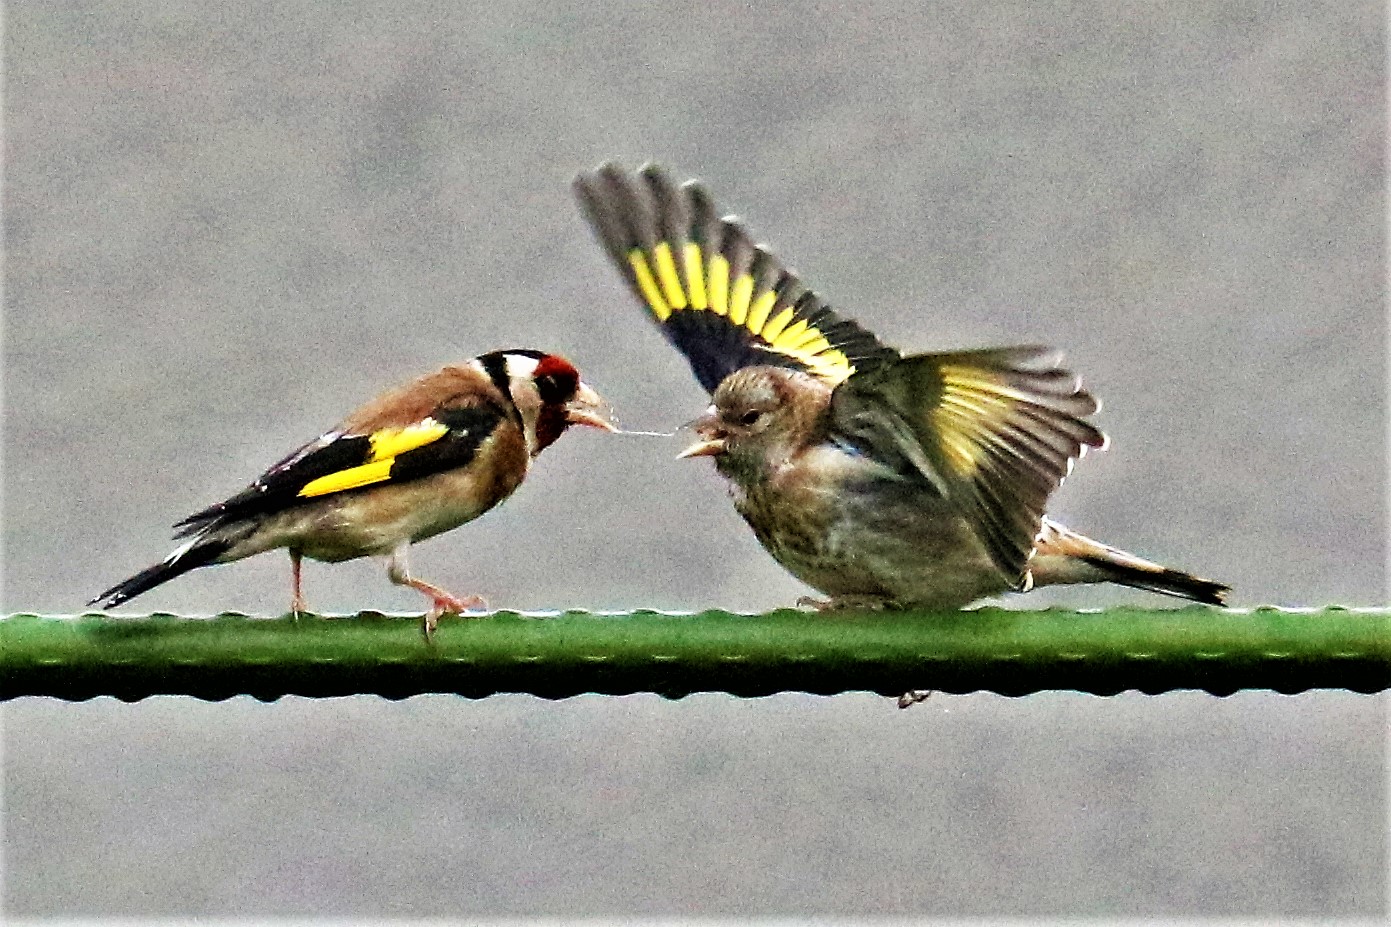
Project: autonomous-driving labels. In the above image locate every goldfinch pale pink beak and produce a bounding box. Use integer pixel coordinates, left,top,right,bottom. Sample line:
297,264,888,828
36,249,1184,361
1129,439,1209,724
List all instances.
565,382,619,432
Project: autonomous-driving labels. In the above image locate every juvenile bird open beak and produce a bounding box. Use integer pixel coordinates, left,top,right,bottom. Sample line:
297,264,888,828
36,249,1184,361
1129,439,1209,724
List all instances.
676,407,727,459
564,382,619,432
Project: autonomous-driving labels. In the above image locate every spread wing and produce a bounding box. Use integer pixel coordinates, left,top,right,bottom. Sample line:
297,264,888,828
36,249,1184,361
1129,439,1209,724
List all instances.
172,403,509,536
575,162,899,392
829,346,1107,586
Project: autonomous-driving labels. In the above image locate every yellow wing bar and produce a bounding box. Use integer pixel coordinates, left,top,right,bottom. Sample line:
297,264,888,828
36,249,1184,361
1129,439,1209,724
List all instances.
297,419,450,499
297,459,395,497
367,419,449,461
628,244,857,385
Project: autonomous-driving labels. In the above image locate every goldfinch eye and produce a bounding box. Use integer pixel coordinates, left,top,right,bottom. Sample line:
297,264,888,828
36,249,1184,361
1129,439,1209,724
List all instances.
739,410,762,426
534,372,572,404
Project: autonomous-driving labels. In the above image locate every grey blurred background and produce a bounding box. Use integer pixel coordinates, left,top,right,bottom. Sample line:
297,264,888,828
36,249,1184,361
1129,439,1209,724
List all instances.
3,0,1385,920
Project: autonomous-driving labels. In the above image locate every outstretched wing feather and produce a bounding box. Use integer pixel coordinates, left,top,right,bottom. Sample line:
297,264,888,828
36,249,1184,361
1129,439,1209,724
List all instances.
830,347,1106,584
576,162,900,392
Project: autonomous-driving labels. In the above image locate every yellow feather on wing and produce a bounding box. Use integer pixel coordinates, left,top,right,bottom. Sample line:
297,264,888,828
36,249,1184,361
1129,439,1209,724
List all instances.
297,459,395,497
574,163,900,393
297,419,449,498
367,419,449,460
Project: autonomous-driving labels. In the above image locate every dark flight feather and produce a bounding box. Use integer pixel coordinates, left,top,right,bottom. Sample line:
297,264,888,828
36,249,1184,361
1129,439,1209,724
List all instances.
830,347,1106,584
173,404,507,535
575,162,899,393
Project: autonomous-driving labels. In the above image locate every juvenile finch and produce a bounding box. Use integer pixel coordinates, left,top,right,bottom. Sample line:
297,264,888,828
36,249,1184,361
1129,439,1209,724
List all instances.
575,163,1228,610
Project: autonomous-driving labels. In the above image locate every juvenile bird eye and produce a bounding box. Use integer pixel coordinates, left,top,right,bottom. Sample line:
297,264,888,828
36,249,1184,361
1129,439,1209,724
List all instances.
739,410,762,426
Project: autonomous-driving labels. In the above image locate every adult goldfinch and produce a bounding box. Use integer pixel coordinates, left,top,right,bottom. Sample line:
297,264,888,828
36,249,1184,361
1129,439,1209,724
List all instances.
575,163,1228,609
91,350,616,635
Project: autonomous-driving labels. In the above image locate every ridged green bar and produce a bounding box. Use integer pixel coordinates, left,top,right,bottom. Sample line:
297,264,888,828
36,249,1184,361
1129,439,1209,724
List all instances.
1,608,1387,702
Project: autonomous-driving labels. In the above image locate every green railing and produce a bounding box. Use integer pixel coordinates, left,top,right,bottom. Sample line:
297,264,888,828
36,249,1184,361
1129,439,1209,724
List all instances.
3,607,1386,701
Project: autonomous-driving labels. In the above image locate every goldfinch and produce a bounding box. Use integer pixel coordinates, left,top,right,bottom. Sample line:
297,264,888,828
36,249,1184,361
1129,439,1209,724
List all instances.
90,350,616,635
575,163,1228,609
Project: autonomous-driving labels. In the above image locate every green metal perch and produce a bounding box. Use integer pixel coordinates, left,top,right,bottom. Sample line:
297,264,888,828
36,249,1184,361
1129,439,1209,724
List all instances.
2,607,1387,702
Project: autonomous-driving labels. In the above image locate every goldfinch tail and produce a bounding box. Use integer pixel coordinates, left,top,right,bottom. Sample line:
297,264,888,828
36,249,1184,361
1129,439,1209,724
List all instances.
88,536,232,609
1033,521,1230,606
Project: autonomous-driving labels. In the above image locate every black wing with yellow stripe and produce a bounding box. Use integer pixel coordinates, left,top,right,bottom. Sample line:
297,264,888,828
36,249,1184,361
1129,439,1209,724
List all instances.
829,346,1107,586
575,163,899,393
172,405,506,535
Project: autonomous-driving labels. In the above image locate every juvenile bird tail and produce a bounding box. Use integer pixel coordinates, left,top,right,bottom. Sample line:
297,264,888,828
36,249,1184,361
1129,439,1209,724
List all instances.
89,536,232,609
1033,521,1230,606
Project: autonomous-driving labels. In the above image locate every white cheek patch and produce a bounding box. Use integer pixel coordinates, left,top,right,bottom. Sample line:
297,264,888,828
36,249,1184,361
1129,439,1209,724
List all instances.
502,355,545,413
502,355,540,379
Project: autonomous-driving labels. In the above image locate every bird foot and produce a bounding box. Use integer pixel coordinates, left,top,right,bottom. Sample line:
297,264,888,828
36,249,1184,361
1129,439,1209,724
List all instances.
421,593,488,640
897,690,933,709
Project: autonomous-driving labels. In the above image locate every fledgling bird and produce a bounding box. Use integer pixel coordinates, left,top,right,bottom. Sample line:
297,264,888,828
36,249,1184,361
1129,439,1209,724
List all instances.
575,163,1229,610
90,350,616,636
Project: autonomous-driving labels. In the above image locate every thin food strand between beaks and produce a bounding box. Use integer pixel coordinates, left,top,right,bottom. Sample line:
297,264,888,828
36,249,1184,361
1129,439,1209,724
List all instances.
609,427,677,437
